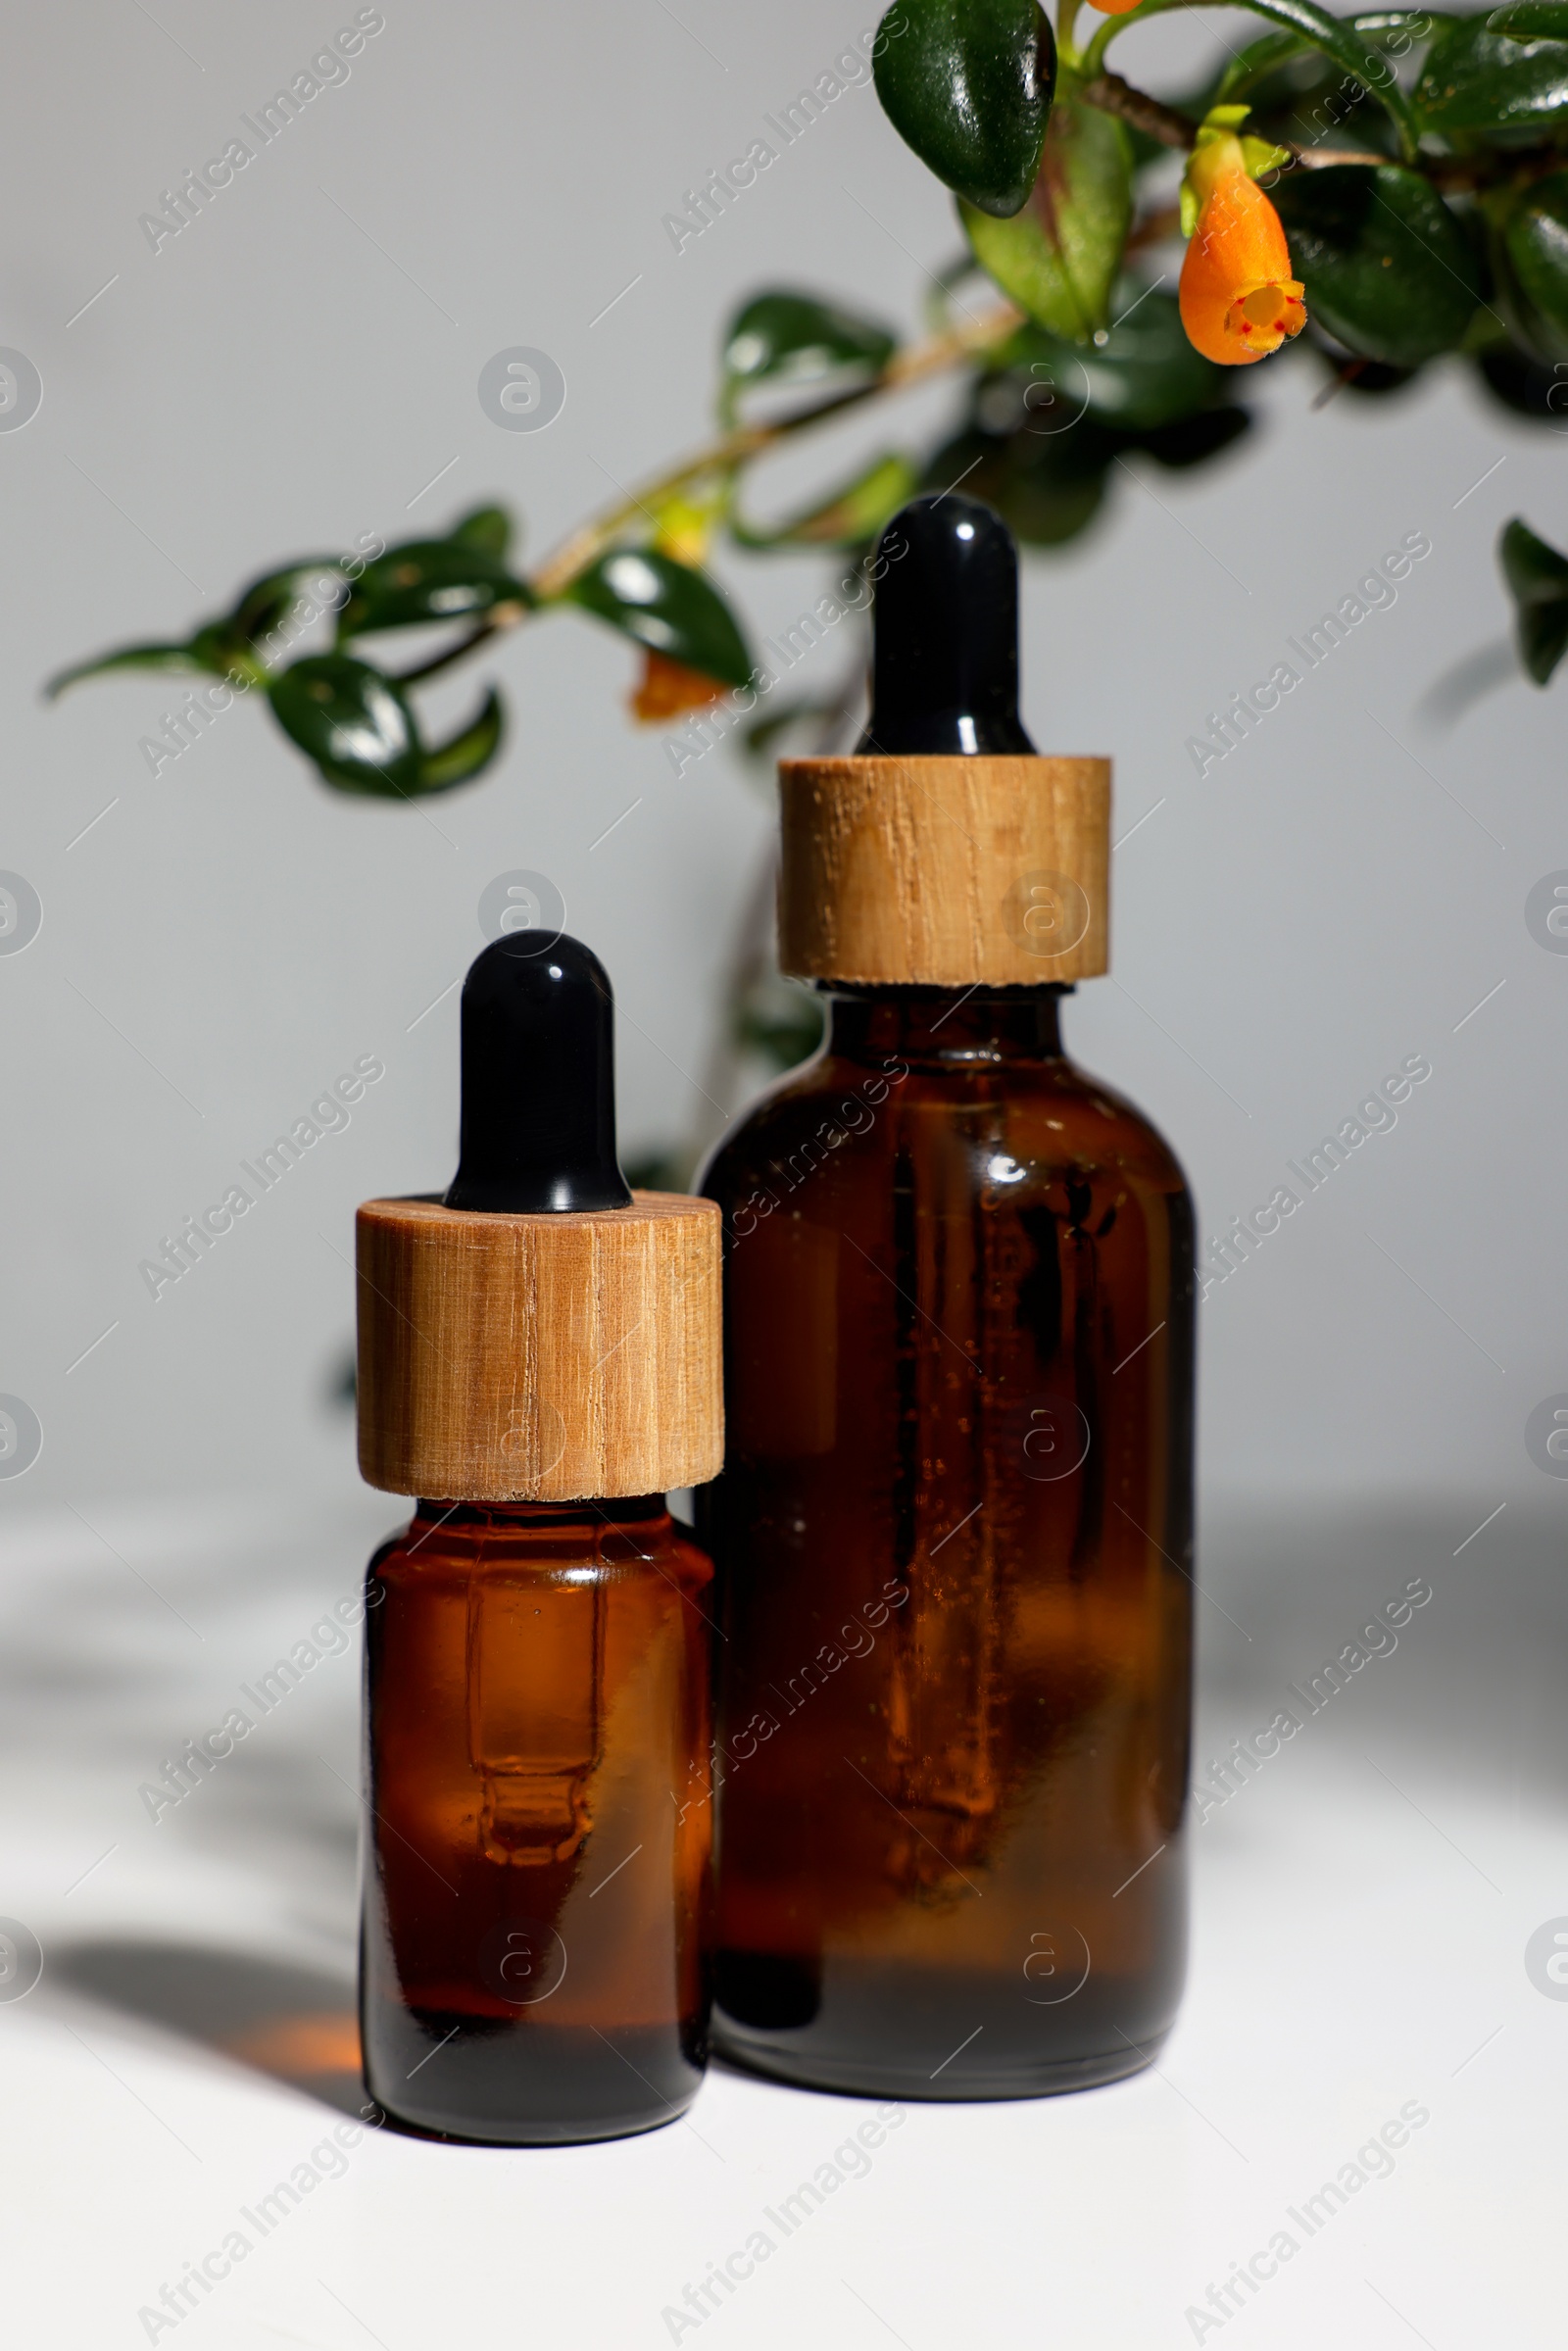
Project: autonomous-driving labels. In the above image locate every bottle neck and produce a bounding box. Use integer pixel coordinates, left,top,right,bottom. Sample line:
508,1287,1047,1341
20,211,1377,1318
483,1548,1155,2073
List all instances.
412,1495,667,1532
822,985,1068,1069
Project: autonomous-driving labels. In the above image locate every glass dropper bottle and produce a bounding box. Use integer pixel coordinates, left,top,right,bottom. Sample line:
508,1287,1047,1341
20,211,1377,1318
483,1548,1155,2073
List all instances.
699,495,1197,2098
355,932,723,2142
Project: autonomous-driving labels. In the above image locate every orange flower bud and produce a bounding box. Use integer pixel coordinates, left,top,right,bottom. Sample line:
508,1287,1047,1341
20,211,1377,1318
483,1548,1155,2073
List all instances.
1179,136,1305,367
630,649,728,725
1086,0,1144,14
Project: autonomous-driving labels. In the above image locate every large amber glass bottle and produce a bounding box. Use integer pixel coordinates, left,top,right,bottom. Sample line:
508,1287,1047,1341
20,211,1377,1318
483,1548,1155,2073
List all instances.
699,495,1196,2097
361,1495,713,2142
701,987,1193,2096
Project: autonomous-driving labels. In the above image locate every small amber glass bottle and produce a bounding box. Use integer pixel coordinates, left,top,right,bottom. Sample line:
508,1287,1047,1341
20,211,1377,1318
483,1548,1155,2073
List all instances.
699,496,1196,2099
355,935,723,2142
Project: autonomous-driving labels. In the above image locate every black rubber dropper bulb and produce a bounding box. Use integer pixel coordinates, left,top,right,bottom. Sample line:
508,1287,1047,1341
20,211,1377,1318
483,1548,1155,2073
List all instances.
857,493,1037,757
445,932,633,1214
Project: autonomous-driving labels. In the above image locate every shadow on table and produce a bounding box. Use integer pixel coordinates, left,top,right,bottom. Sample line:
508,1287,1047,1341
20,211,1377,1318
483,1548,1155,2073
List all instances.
53,1938,366,2118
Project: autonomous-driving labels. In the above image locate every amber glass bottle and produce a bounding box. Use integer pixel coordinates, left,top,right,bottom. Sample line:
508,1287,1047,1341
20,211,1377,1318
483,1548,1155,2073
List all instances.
700,495,1195,2098
361,1495,713,2142
354,934,723,2142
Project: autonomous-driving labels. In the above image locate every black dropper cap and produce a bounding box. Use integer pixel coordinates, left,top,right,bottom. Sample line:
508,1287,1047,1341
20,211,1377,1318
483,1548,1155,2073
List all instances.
857,493,1036,757
444,933,632,1214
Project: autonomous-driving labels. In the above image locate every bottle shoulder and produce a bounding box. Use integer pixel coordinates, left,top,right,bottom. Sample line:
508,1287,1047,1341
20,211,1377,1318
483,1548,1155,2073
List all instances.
703,1047,1191,1204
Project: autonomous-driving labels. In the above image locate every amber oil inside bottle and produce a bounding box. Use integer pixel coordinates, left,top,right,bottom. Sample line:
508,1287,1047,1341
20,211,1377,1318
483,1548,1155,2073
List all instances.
361,1495,713,2142
700,984,1195,2098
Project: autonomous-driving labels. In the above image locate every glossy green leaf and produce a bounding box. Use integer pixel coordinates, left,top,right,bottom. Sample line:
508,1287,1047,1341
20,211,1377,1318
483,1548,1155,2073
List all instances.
1415,19,1568,140
731,453,919,548
450,506,514,561
1487,0,1568,35
46,634,237,701
1500,514,1568,604
722,291,897,400
188,625,270,686
270,656,423,796
1499,517,1568,681
1502,170,1568,355
339,538,532,637
230,558,350,647
1214,13,1434,111
565,549,752,689
1274,167,1479,366
961,97,1133,342
1215,27,1315,101
1086,0,1420,156
987,283,1225,431
873,0,1055,217
416,688,506,790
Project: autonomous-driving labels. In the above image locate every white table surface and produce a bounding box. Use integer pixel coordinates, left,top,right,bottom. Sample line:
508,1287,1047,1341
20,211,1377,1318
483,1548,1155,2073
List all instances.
3,1482,1561,2349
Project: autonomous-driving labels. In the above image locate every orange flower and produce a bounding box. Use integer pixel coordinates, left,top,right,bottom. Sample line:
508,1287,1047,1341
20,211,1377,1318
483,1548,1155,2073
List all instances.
1086,0,1144,14
1179,135,1305,367
630,649,728,725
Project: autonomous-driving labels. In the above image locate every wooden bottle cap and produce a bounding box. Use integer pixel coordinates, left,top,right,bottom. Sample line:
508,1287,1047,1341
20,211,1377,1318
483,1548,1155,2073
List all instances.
356,1191,723,1502
777,753,1110,988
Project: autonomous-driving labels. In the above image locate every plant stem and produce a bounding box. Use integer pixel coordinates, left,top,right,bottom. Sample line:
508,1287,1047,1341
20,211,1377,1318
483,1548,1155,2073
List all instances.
1081,0,1207,81
387,306,1020,689
1081,70,1389,165
530,310,1020,599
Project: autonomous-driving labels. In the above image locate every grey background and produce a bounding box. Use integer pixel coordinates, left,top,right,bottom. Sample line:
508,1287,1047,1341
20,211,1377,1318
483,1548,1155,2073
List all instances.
1,0,1561,1528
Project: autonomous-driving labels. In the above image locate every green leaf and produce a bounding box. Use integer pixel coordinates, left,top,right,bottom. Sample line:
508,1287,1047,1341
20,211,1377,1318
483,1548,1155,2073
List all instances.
1235,0,1422,152
230,559,349,646
46,635,233,700
1274,167,1479,366
730,453,919,548
1085,0,1420,157
987,283,1226,430
961,96,1133,342
1501,169,1568,356
1215,27,1316,102
339,537,532,637
1415,19,1568,141
1486,0,1568,34
722,291,897,402
873,0,1055,217
270,656,423,796
1499,516,1568,681
1500,514,1568,604
565,549,753,689
450,506,514,561
416,688,506,790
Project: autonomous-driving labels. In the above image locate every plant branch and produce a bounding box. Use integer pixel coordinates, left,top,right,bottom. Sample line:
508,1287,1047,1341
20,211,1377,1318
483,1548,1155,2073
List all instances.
385,306,1021,689
529,308,1020,601
1079,0,1420,157
1080,68,1517,188
1081,70,1388,166
393,611,522,687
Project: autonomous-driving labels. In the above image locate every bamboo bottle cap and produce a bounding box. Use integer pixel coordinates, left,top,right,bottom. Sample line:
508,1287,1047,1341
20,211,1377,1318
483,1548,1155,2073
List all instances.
778,753,1109,986
355,937,722,1502
776,494,1110,989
